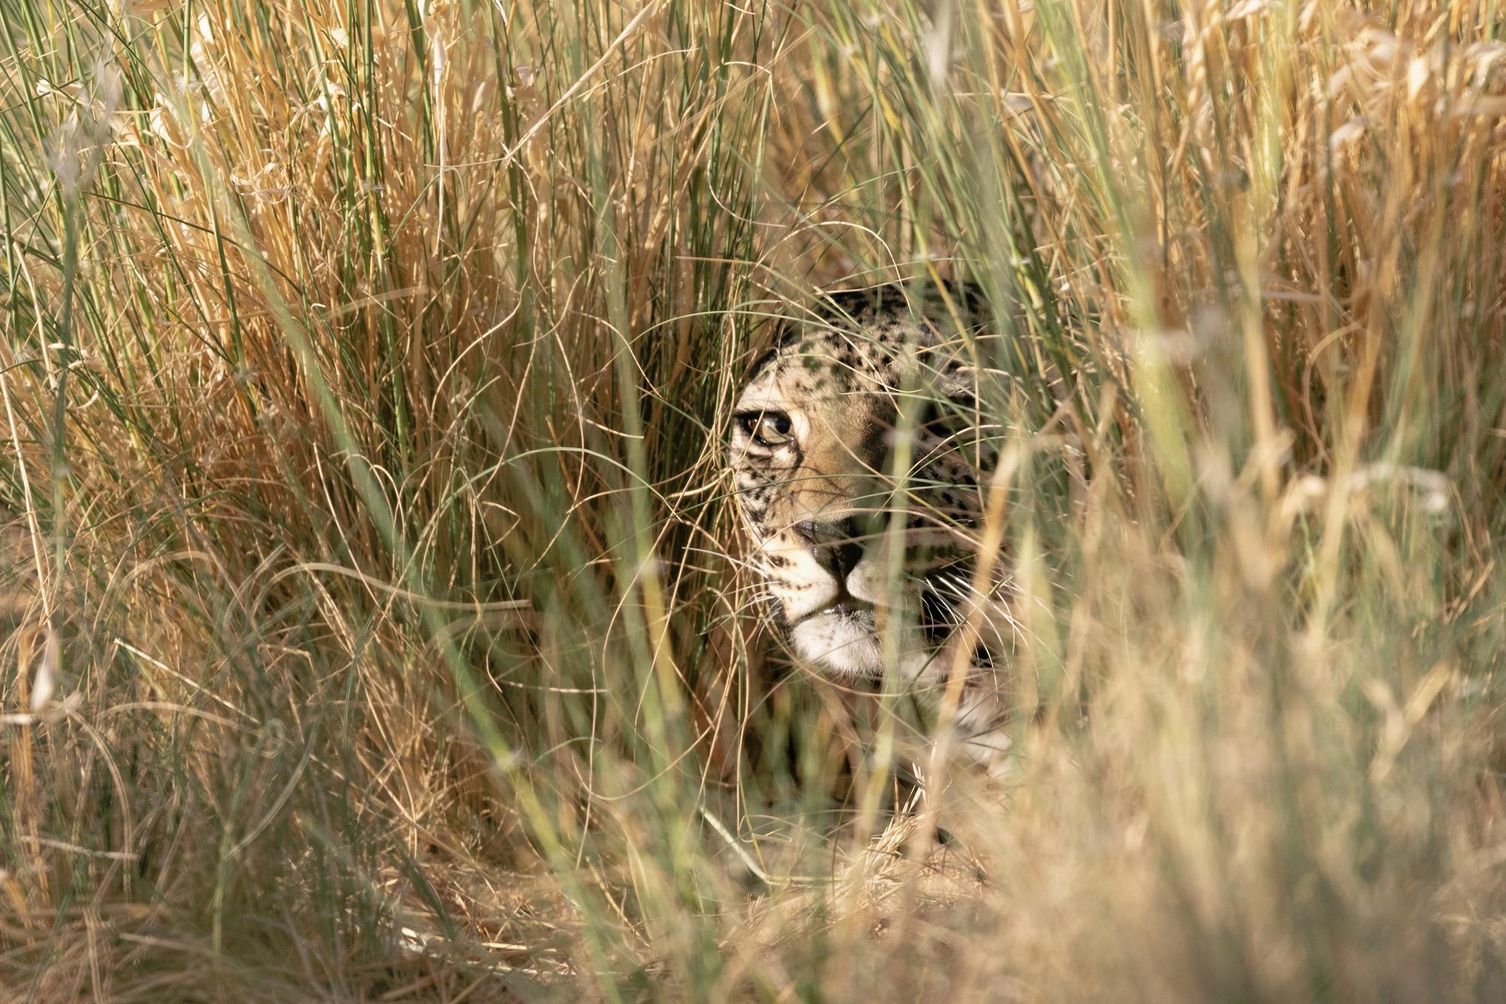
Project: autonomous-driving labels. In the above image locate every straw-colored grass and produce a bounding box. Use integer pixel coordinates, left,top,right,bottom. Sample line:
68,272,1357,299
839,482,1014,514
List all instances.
2,0,1505,999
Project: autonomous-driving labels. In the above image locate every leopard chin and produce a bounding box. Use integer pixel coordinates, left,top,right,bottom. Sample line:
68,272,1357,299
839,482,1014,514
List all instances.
788,606,883,678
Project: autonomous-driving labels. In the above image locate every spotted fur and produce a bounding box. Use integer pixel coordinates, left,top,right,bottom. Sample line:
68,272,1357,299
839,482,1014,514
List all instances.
728,281,1015,777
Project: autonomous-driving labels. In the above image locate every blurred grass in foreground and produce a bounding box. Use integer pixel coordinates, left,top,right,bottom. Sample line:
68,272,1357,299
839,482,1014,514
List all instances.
2,0,1506,999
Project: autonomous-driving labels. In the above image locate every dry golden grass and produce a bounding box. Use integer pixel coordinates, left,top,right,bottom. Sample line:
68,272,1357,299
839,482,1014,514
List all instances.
2,0,1506,999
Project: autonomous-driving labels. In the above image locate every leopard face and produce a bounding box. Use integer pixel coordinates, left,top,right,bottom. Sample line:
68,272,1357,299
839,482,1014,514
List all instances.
727,283,1007,687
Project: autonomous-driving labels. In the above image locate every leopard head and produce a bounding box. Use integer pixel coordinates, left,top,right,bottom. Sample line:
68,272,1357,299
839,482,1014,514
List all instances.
728,282,1006,681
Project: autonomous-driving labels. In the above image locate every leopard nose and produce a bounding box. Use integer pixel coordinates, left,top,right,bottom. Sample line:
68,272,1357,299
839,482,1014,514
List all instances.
795,518,866,581
830,537,864,581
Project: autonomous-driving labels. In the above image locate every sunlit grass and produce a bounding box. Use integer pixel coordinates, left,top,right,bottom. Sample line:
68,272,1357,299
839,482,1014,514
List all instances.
2,0,1504,999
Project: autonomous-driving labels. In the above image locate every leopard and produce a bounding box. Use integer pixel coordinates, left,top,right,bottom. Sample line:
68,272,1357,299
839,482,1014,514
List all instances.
727,280,1017,780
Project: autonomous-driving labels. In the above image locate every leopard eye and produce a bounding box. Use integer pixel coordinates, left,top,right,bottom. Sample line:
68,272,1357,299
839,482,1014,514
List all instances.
737,410,794,448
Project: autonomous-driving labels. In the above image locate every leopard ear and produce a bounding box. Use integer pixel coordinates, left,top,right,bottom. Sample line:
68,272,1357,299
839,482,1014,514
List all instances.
913,335,983,402
938,365,981,405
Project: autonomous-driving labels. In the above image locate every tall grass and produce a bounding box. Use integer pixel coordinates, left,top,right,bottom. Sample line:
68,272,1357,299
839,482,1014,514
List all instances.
2,0,1504,999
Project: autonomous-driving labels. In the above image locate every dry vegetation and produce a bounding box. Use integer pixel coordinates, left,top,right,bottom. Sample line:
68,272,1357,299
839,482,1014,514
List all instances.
3,0,1506,999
